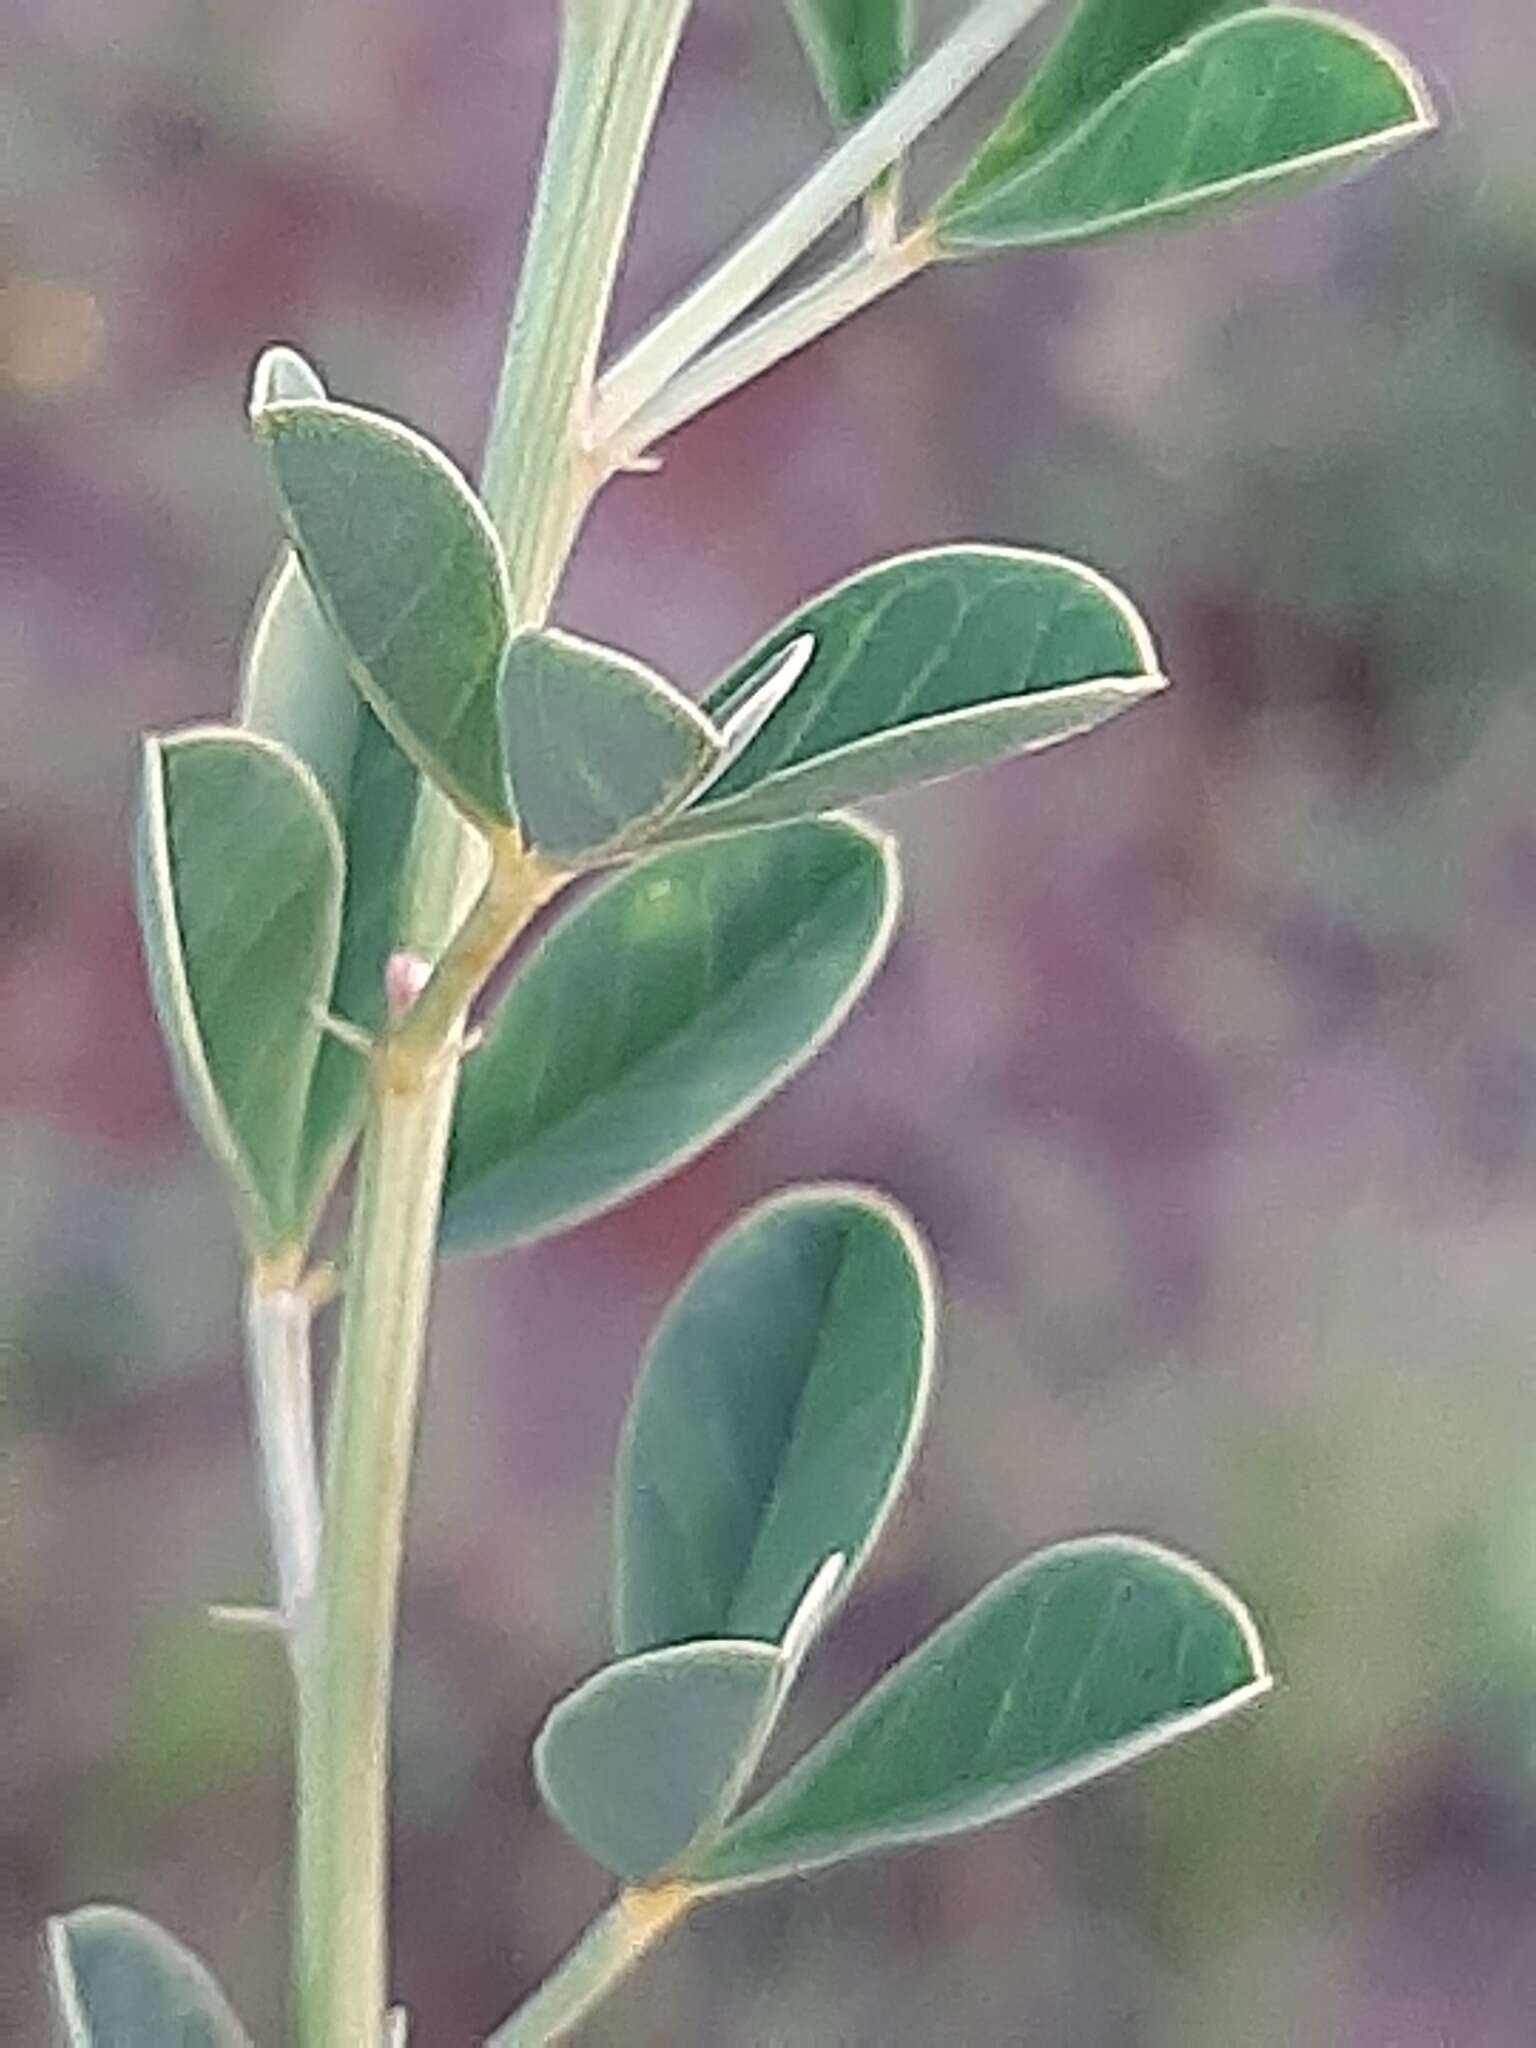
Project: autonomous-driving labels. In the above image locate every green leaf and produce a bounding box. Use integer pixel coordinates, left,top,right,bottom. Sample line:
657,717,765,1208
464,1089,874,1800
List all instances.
614,1187,935,1655
534,1640,782,1880
942,0,1245,216
936,9,1435,252
440,817,899,1254
241,553,418,1228
787,0,912,125
241,553,360,804
251,390,513,826
136,728,343,1255
665,546,1164,839
48,1905,252,2046
687,1537,1271,1889
498,629,722,862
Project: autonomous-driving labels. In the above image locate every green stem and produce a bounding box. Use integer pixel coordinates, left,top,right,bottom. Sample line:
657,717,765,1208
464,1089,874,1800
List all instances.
607,225,935,467
289,8,695,2044
591,0,1056,441
482,0,695,607
487,1885,696,2048
295,1063,457,2047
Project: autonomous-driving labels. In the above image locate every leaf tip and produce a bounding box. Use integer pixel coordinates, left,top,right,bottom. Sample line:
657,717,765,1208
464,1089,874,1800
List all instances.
248,343,326,423
1078,1532,1272,1695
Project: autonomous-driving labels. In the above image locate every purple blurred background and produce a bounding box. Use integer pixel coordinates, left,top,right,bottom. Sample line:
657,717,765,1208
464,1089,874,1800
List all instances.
9,2,1536,2040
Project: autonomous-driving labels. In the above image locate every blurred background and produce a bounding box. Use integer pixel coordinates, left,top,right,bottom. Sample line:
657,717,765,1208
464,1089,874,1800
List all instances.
7,2,1536,2041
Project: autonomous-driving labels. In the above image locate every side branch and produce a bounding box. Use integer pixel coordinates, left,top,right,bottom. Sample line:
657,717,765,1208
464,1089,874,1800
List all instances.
602,225,935,469
592,0,1055,438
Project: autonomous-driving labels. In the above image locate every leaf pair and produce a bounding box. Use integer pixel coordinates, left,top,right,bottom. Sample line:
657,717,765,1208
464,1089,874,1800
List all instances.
439,539,1165,1255
252,354,1169,858
137,750,903,1262
665,544,1163,839
147,537,1160,1256
249,359,727,866
505,541,1163,852
136,347,424,1258
533,1190,1270,1891
154,361,1166,1256
789,2,1434,249
536,1188,934,1879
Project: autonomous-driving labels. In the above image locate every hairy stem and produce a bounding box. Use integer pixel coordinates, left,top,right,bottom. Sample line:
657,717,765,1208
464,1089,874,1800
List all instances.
592,0,1055,440
487,1885,696,2048
288,7,693,2044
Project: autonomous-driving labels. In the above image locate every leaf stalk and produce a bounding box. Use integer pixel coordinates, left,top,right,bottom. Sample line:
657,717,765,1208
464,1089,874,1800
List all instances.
605,224,936,467
487,1883,696,2048
592,0,1056,440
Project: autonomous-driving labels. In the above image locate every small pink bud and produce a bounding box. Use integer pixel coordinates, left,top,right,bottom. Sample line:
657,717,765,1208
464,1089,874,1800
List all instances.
385,950,433,1019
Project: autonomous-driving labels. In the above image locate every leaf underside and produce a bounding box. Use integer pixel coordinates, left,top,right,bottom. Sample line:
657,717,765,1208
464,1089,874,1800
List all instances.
534,1640,782,1880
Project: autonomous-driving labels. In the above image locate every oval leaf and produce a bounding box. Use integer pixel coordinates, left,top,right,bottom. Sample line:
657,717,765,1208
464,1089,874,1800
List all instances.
252,394,513,825
48,1905,252,2046
241,554,418,1229
614,1188,935,1655
665,546,1164,839
498,629,722,862
788,0,913,125
136,729,343,1254
534,1640,782,1881
936,9,1435,252
941,0,1245,213
440,817,900,1254
687,1537,1271,1889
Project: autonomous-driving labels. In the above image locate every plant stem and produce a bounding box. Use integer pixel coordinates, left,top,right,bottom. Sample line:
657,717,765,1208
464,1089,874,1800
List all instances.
592,0,1055,441
294,1059,458,2048
244,1262,322,1634
289,7,694,2044
389,838,569,1081
487,1885,696,2048
606,225,936,468
482,0,695,608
